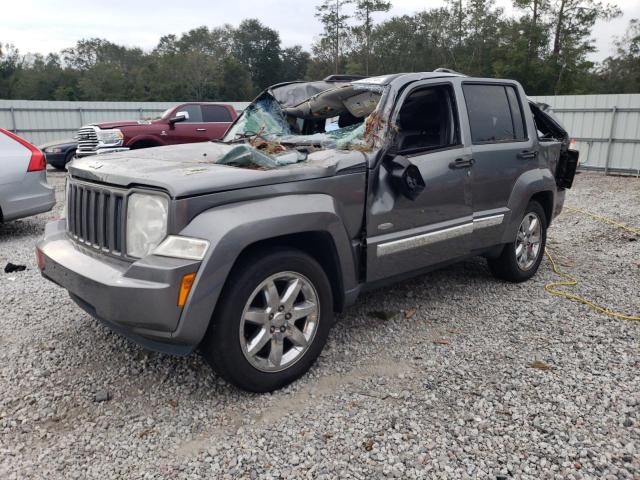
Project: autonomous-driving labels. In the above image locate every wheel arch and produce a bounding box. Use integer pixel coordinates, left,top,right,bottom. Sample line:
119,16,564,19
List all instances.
530,190,554,227
233,231,346,313
170,194,359,347
502,169,557,244
126,135,165,149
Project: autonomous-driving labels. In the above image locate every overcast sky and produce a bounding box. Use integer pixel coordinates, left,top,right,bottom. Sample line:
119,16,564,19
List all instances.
2,0,639,62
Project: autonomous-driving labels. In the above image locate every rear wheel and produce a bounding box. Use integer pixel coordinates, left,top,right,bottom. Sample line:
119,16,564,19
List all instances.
488,200,547,282
202,248,333,392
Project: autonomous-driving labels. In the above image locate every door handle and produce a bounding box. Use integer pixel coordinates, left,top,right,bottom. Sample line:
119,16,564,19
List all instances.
449,158,474,169
196,128,207,132
517,150,538,160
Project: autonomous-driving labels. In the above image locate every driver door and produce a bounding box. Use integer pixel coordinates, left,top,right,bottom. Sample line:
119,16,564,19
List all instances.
366,80,474,283
168,104,211,144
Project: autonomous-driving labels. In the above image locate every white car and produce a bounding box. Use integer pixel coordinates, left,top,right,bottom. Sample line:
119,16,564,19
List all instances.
0,128,55,222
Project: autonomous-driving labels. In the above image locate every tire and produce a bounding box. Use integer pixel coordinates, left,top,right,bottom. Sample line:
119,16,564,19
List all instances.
488,200,547,283
202,248,334,392
62,150,76,169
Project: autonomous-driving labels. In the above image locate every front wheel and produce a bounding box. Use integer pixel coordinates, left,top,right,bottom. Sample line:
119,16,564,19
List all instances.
202,248,333,392
488,200,547,283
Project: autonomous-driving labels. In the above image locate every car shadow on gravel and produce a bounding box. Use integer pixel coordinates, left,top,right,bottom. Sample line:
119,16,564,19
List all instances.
0,218,46,241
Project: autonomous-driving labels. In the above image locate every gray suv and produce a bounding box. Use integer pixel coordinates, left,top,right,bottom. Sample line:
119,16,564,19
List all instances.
37,72,578,392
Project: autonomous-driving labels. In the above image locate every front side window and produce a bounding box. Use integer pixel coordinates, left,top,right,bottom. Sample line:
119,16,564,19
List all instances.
463,84,527,143
177,104,203,123
394,84,460,153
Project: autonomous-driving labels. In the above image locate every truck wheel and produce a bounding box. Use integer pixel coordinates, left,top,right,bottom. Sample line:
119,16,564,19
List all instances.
488,201,547,283
202,248,334,392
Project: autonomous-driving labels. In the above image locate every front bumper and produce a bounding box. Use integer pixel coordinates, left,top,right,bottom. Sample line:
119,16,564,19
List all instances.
37,220,202,355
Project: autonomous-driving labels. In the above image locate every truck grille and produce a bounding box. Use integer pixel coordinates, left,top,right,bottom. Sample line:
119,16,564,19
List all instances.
67,181,125,255
76,126,99,154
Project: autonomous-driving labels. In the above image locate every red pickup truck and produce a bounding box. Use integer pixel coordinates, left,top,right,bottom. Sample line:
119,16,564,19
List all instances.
75,103,238,157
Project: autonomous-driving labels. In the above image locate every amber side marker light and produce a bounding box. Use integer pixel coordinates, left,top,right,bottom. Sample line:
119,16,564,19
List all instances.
178,273,197,307
36,248,45,271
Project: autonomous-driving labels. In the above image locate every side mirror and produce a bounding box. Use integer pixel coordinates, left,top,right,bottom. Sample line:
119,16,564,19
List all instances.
388,155,426,201
169,111,189,125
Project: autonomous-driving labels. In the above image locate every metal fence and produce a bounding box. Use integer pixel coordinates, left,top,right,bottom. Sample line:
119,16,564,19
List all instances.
1,95,639,175
0,100,250,146
531,94,640,175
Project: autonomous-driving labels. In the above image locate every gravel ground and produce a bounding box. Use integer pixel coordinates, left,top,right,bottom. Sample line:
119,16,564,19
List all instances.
0,169,638,479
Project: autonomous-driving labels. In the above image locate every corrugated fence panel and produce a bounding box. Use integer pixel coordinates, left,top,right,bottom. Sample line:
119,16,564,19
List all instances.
1,96,638,174
0,100,250,146
531,94,640,174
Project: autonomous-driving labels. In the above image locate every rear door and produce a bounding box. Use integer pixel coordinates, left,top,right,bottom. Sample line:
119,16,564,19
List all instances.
201,105,235,140
169,104,211,144
461,82,535,249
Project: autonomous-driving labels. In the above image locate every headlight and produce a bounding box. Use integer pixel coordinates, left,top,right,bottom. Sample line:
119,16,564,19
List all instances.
126,193,168,258
45,147,63,153
98,129,124,145
153,236,210,261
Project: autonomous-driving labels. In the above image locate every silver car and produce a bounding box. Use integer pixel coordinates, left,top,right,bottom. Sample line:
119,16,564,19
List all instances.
0,128,55,222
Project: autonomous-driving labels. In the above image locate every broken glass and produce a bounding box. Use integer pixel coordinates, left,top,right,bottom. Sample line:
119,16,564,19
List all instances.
225,97,291,141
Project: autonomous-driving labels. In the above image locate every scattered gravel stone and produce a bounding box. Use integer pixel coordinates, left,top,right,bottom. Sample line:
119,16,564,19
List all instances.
0,170,638,479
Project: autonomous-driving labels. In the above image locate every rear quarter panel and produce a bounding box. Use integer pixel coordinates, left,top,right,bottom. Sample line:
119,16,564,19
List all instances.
0,131,30,185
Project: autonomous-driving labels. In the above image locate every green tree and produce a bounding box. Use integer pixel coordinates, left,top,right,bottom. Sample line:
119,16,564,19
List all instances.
596,19,640,93
547,0,621,93
315,0,354,73
353,0,391,74
233,19,283,94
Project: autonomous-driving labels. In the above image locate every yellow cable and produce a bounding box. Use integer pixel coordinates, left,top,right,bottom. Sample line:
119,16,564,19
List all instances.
543,206,640,322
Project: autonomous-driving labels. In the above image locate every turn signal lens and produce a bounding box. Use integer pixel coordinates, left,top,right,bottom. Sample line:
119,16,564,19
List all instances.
36,248,45,270
178,273,196,307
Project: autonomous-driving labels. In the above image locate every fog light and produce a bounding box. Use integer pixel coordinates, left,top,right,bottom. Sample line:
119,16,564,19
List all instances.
178,273,196,307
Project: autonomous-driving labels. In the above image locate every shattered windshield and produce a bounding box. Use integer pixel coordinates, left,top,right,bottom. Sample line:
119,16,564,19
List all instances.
219,83,386,169
224,97,291,140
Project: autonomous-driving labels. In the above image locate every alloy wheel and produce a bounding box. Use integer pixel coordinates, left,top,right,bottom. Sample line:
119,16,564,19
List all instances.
515,212,542,271
239,272,320,372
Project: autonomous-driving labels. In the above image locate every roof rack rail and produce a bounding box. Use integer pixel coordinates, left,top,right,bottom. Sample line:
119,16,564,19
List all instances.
433,67,467,76
323,74,367,82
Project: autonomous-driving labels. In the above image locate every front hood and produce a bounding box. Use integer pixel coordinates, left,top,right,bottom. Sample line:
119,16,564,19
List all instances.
94,120,153,129
67,142,365,198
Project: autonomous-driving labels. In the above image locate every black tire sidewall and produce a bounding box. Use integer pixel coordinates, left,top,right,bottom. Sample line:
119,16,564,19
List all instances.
203,248,334,393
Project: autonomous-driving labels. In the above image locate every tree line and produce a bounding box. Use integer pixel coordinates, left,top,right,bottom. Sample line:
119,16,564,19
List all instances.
0,0,638,102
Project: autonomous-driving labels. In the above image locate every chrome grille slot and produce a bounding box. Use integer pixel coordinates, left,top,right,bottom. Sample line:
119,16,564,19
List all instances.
67,181,126,256
76,126,99,154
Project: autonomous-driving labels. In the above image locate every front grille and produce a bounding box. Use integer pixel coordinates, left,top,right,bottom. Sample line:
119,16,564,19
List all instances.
76,126,99,154
67,181,125,255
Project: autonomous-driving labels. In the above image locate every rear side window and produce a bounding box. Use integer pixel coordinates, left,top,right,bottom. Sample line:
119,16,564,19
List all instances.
178,105,203,123
202,105,233,123
463,84,527,143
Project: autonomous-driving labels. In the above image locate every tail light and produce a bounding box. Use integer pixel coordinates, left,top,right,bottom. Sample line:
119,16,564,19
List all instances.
0,128,47,172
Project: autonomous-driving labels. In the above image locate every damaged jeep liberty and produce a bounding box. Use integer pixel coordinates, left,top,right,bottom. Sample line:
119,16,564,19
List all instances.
38,71,578,392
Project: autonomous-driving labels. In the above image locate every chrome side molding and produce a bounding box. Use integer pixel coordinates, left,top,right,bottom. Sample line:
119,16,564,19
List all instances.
377,214,505,256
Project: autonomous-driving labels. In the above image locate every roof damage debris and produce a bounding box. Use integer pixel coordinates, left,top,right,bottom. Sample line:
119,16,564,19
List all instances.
218,80,385,169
